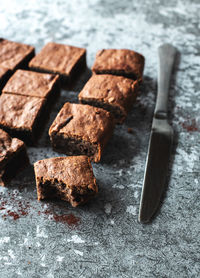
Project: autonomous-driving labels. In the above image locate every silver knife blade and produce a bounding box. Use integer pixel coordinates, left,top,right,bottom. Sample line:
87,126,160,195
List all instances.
138,44,177,223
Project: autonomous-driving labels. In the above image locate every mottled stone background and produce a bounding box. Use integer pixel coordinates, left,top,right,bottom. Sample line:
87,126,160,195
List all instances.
0,0,200,277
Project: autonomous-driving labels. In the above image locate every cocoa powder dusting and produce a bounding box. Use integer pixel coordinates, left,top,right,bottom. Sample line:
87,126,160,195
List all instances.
53,213,80,226
127,127,133,134
0,191,80,227
6,211,20,220
0,191,30,220
181,118,199,132
38,207,80,227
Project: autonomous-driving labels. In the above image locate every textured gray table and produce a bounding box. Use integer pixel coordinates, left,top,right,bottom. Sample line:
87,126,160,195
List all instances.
0,1,200,277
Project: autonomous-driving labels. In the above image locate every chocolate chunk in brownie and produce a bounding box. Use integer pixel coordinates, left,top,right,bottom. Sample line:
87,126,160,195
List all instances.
2,69,60,103
0,93,47,145
78,74,139,124
0,38,35,71
49,103,115,162
0,128,29,186
0,67,12,92
34,155,98,207
92,49,145,81
29,42,86,84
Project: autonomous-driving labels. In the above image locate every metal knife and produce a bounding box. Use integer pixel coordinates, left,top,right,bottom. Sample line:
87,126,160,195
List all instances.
138,43,177,223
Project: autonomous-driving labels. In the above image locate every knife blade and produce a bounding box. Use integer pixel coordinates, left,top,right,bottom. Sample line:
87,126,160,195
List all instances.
138,43,177,223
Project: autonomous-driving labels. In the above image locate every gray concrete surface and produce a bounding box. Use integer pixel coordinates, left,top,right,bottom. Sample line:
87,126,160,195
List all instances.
0,0,199,277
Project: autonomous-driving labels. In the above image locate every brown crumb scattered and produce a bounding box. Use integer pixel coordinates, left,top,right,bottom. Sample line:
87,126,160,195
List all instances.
0,191,30,220
38,207,80,228
28,261,31,264
127,127,133,134
181,118,199,132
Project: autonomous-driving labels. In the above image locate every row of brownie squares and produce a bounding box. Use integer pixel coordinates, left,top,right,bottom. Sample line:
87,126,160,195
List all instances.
0,38,86,88
0,38,144,90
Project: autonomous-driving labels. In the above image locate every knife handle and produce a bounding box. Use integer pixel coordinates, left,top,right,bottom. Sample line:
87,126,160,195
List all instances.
155,44,177,119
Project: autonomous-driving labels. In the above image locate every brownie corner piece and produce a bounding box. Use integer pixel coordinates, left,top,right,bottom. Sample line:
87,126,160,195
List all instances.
0,128,29,186
0,93,46,145
78,74,139,124
34,156,98,207
49,103,115,162
92,48,145,81
0,38,35,71
29,42,86,84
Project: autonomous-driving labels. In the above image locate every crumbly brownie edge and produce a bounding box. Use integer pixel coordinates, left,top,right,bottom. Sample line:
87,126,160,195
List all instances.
49,132,101,162
36,177,97,207
0,144,29,186
34,157,98,207
0,124,32,145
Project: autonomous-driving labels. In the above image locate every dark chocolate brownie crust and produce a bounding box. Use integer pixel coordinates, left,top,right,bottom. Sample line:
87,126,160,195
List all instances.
0,129,29,186
92,49,145,81
34,156,98,207
0,93,46,144
49,102,115,162
2,69,60,99
0,67,12,91
0,38,35,71
29,42,86,83
78,74,139,123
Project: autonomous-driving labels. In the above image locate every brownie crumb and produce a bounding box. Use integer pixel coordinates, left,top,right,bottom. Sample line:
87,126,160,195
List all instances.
127,127,133,134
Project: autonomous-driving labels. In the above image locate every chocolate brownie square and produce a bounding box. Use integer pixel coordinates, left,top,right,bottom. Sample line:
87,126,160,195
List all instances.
0,93,46,144
0,38,35,71
79,74,139,124
0,67,12,92
0,129,29,186
29,42,86,84
49,103,115,162
92,49,145,81
34,156,98,207
2,69,60,103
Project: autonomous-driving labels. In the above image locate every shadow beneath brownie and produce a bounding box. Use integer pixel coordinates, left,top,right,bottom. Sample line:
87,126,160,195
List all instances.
101,75,156,167
62,66,92,92
127,74,156,124
140,74,156,95
100,131,142,168
8,164,36,191
91,177,127,214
